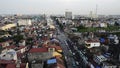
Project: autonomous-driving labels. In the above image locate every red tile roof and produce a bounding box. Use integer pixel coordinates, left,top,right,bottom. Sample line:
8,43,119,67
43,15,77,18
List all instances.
20,63,26,68
17,52,24,58
0,43,2,46
0,60,15,64
86,40,99,43
29,48,48,53
6,64,16,68
6,45,26,50
18,46,26,49
48,46,62,50
6,45,16,49
6,63,26,68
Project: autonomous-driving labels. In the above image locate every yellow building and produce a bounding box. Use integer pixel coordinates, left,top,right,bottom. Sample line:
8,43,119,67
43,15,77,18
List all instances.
53,52,62,57
48,46,63,57
0,24,16,30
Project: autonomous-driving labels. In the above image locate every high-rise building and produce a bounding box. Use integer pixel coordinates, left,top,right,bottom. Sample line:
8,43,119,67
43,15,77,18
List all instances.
89,11,93,18
65,12,72,19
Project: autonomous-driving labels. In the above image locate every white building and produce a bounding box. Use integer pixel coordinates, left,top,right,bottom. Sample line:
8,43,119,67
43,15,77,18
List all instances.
0,24,16,30
65,12,72,19
17,19,32,26
102,62,117,68
19,40,26,46
0,49,17,60
85,40,100,48
17,46,27,53
99,23,107,28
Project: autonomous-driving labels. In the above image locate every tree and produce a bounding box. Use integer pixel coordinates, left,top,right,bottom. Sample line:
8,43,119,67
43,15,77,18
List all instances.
114,21,119,26
13,35,24,46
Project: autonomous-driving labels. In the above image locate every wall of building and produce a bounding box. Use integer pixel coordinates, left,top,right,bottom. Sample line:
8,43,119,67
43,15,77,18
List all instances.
18,19,32,26
28,52,53,62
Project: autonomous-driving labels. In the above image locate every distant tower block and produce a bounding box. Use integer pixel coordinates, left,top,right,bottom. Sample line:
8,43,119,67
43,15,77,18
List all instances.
65,11,72,19
89,11,93,18
95,4,98,18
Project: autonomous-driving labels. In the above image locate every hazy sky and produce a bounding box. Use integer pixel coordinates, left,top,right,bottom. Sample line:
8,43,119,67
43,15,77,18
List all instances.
0,0,119,15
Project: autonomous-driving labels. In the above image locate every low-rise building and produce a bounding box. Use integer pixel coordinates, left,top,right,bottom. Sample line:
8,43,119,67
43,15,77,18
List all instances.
0,49,17,61
6,63,26,68
28,48,53,62
85,40,100,48
102,61,117,68
28,47,63,62
93,55,107,65
6,45,27,53
99,23,107,28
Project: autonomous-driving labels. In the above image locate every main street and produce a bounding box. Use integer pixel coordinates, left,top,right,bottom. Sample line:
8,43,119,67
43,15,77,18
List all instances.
52,18,90,68
53,19,78,68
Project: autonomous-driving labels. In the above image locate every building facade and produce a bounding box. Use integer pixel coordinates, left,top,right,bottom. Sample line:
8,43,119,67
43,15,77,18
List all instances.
65,12,72,19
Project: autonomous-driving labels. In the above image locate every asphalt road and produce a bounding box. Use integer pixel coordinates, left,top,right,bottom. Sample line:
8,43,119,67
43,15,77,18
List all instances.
53,20,78,68
53,20,89,68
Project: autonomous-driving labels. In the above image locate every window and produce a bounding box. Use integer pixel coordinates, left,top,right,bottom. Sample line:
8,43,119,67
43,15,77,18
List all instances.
48,48,55,52
86,44,90,47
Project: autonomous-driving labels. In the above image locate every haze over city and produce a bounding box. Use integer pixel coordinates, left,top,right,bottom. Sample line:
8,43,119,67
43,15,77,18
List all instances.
0,0,120,15
1,0,120,68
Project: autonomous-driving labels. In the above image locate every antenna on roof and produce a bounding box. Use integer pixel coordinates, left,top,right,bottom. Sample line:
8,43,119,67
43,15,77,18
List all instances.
95,4,98,18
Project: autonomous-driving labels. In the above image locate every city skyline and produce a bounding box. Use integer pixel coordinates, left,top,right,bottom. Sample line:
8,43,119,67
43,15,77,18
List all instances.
0,0,120,15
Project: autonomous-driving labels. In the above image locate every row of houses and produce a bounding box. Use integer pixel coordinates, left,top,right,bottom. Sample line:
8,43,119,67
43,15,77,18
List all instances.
84,34,120,68
0,15,66,68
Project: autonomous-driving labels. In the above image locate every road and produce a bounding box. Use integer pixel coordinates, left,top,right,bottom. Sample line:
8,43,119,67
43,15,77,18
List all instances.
54,21,78,68
53,20,89,68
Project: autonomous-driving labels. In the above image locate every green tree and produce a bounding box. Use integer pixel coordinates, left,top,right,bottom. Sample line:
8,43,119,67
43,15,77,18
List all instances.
13,35,24,46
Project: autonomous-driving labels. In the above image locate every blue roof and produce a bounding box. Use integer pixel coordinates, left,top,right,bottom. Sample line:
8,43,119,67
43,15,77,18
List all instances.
96,66,101,68
103,53,111,58
47,59,57,64
100,38,105,43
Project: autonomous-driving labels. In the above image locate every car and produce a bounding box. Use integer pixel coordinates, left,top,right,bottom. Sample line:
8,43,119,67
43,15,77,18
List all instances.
65,56,67,60
76,61,79,65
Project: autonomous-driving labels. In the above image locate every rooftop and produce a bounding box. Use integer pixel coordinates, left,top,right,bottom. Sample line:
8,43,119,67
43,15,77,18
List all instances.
29,48,48,53
6,45,26,50
6,63,26,68
6,64,16,68
0,60,15,64
48,46,62,50
85,39,100,43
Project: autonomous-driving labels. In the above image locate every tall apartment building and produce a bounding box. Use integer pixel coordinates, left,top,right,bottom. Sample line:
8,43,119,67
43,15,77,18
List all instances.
65,11,72,19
